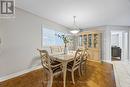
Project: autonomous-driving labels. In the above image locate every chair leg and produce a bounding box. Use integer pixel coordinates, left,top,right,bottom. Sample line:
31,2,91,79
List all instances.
71,71,75,84
47,75,53,87
43,69,49,86
80,63,83,75
81,62,87,75
78,67,81,77
84,61,87,74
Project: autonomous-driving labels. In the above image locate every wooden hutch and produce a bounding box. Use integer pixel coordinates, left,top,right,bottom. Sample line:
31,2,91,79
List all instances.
78,31,101,61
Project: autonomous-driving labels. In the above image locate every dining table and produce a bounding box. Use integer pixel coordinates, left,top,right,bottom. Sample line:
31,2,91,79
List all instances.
50,51,76,87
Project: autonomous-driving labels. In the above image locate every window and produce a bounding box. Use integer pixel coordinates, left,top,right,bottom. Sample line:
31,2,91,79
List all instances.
42,27,65,46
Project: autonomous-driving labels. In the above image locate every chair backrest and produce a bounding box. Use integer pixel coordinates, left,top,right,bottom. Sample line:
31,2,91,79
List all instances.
73,49,83,68
42,46,52,54
50,46,64,54
59,46,64,53
37,49,52,72
82,49,89,60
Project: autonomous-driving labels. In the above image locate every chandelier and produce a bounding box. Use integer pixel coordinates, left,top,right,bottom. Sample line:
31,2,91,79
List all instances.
70,16,80,34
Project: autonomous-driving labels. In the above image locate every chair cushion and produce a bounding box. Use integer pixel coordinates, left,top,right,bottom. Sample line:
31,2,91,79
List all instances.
67,61,74,69
52,66,62,73
50,60,62,73
67,60,81,69
51,60,61,66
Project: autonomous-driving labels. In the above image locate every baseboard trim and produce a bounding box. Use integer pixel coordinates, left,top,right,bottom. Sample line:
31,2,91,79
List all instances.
87,59,101,62
0,65,42,82
102,60,112,63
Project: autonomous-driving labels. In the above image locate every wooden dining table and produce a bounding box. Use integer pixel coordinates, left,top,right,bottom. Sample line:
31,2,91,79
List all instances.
50,51,75,87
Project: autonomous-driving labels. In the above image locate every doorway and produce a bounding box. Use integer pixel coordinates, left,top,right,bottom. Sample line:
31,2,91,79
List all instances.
111,31,129,61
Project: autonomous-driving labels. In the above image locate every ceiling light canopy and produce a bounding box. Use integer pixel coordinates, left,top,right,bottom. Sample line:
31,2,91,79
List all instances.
70,16,80,34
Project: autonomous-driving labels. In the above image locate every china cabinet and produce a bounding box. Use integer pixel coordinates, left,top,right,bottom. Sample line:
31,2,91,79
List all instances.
78,32,101,61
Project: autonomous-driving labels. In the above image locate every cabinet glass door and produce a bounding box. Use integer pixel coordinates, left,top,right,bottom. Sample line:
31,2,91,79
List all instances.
83,34,87,48
79,35,82,46
88,34,92,48
94,34,98,48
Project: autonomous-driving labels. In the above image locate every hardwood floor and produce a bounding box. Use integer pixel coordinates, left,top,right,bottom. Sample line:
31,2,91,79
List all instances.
0,61,116,87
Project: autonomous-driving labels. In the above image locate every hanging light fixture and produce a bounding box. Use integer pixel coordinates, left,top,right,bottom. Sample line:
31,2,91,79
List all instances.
70,16,80,34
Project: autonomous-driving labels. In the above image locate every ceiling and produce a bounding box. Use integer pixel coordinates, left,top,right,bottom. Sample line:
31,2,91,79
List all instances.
16,0,130,29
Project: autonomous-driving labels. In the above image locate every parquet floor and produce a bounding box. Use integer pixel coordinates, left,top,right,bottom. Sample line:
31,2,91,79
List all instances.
0,61,116,87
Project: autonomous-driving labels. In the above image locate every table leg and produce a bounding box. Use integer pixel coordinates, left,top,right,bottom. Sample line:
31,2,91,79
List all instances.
62,62,67,87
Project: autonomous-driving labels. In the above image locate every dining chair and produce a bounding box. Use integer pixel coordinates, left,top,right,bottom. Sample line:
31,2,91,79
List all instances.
67,49,83,84
37,49,62,87
50,46,61,54
59,46,64,53
80,49,89,75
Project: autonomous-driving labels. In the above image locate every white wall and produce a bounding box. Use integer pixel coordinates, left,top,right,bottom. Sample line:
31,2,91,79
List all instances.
129,30,130,61
103,28,111,62
0,8,70,78
111,32,123,49
111,34,119,46
123,32,128,61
